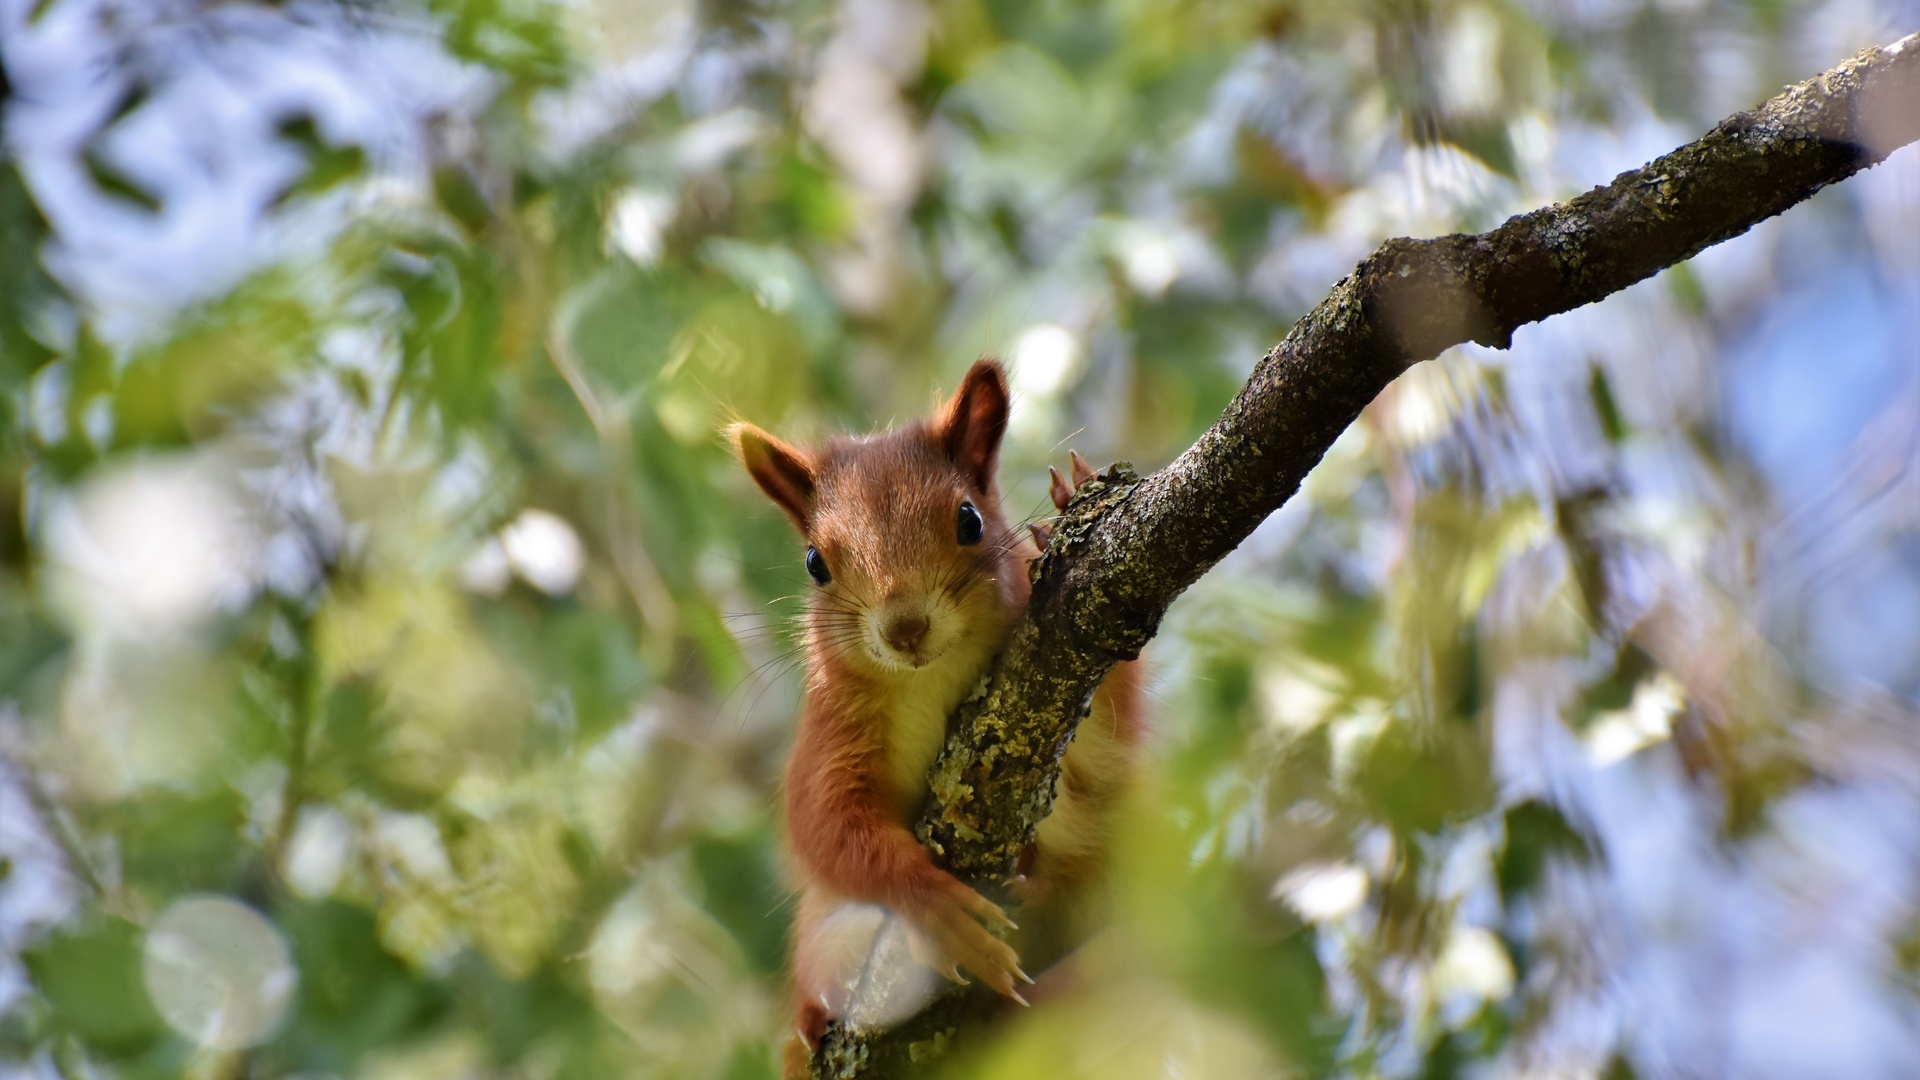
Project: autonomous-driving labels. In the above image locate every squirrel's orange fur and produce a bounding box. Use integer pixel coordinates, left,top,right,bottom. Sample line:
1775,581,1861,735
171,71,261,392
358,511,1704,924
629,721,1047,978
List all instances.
729,361,1141,1071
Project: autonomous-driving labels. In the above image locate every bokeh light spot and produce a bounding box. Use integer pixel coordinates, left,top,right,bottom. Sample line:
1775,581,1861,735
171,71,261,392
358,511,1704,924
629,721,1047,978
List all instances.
501,509,585,596
141,895,297,1050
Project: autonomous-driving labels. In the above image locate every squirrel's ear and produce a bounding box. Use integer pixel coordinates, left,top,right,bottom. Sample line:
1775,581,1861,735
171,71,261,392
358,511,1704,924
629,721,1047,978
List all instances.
730,423,817,532
936,360,1010,491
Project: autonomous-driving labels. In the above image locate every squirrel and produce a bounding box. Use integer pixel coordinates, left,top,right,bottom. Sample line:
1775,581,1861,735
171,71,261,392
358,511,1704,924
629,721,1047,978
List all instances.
729,359,1142,1072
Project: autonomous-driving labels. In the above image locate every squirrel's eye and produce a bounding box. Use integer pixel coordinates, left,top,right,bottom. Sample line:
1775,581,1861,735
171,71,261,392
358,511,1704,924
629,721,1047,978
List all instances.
805,546,831,585
957,501,984,546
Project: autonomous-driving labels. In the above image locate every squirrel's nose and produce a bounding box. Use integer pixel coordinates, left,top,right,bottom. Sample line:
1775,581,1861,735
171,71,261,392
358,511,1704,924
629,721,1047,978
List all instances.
881,612,929,653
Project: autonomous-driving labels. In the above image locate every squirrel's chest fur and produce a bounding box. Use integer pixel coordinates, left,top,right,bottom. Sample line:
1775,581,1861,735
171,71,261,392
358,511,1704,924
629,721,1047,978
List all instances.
808,635,995,818
873,652,990,815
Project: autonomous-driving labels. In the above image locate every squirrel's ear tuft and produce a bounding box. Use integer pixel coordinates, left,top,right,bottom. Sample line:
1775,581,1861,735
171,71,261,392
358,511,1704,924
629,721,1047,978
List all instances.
730,423,817,532
936,360,1010,491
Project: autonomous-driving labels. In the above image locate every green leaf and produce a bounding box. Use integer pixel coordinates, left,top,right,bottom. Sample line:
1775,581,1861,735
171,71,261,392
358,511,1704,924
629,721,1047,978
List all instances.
270,900,445,1075
1496,800,1597,904
274,115,368,205
1351,719,1496,835
98,789,251,897
1588,364,1628,443
691,831,789,976
83,146,161,212
23,918,165,1050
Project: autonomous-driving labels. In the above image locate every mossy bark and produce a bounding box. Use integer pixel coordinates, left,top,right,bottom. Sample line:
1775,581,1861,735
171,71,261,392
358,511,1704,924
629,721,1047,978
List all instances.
814,32,1920,1078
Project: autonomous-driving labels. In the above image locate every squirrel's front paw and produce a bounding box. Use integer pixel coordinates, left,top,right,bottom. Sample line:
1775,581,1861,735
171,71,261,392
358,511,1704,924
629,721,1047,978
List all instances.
1031,450,1100,554
1047,450,1097,513
905,885,1031,1003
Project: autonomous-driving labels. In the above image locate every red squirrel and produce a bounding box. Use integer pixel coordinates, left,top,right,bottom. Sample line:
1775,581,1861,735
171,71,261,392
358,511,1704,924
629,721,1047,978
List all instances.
729,360,1142,1069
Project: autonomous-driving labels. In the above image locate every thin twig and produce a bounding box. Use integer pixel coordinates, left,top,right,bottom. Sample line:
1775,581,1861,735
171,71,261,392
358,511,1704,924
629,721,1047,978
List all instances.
545,306,679,652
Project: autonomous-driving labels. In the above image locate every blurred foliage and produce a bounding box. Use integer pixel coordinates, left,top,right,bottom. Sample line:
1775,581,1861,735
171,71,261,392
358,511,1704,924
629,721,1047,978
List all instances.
2,0,1916,1078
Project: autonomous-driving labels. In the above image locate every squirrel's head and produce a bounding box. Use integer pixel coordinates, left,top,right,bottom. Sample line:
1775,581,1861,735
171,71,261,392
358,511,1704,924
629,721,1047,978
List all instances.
730,360,1027,675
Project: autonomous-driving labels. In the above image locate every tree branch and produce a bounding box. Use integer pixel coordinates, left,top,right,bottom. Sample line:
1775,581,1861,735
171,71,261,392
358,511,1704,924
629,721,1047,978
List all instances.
817,31,1920,1076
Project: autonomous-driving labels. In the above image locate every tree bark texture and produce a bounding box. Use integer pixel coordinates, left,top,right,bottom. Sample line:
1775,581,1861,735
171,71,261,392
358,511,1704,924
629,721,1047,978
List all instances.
816,31,1920,1077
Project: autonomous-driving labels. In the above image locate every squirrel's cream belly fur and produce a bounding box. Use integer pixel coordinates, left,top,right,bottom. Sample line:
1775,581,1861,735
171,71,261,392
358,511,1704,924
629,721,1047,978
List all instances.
878,647,990,817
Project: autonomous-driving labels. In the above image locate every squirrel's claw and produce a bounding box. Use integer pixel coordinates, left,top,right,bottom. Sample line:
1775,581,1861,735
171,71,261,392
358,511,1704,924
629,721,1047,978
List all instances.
1069,449,1096,488
1051,452,1098,514
906,926,972,988
958,889,1018,933
908,883,1027,1005
1027,522,1053,551
1048,465,1073,513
